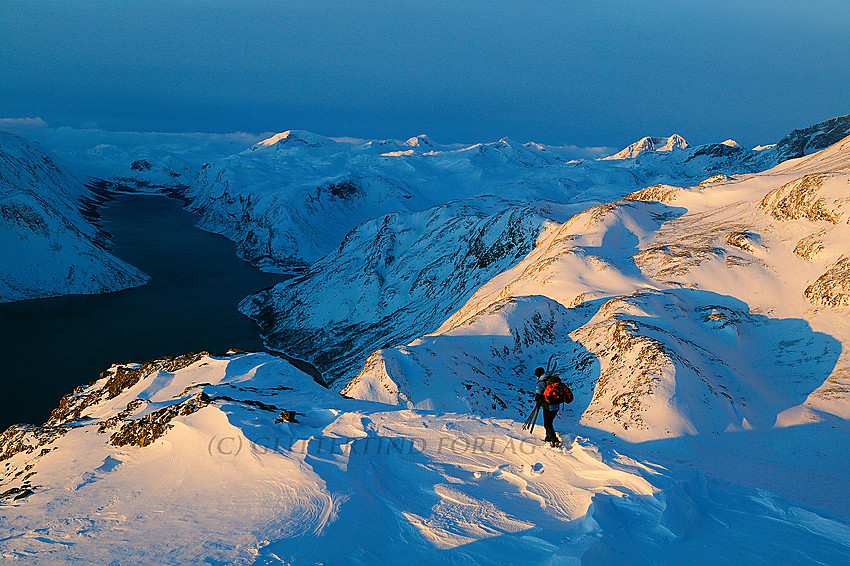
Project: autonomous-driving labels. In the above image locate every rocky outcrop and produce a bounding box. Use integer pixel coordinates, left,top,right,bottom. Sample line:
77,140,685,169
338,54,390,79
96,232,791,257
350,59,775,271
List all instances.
625,184,683,203
0,424,66,500
725,231,758,253
759,173,846,223
50,352,210,424
634,242,725,278
794,232,826,259
108,392,211,447
805,257,850,307
0,423,66,463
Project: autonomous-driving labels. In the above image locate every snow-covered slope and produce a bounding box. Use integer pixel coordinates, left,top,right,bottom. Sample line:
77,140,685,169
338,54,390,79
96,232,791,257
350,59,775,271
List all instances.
234,116,850,388
347,133,850,425
342,133,850,511
239,197,588,385
0,131,148,302
2,351,847,564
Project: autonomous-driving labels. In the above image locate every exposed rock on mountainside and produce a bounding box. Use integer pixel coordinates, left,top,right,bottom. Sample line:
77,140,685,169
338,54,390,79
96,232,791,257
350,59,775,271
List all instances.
805,257,850,307
771,113,850,160
794,232,827,259
759,173,849,223
49,353,210,424
625,184,683,203
725,231,758,253
108,392,211,448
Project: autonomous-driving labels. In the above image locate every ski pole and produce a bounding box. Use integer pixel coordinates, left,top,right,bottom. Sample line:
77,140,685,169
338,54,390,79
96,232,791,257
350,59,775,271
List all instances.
529,403,541,434
522,401,540,430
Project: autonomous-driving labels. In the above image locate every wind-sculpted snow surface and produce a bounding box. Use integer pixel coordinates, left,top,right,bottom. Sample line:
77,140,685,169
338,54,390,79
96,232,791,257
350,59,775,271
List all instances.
0,131,148,301
2,352,848,565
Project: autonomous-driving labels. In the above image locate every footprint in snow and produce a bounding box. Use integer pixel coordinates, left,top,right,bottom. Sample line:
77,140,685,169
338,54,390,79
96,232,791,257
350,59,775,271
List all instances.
473,469,504,479
523,462,544,476
95,455,122,473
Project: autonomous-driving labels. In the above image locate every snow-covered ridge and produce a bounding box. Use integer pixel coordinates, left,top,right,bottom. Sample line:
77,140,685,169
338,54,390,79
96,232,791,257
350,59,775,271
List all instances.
0,131,148,302
232,116,850,392
603,134,690,159
238,197,586,386
185,122,819,274
339,131,850,515
355,132,850,427
185,116,849,278
772,113,850,159
2,351,848,564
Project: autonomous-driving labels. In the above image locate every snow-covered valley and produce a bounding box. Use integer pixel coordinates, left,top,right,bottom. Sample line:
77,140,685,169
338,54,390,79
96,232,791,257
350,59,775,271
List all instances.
2,115,850,564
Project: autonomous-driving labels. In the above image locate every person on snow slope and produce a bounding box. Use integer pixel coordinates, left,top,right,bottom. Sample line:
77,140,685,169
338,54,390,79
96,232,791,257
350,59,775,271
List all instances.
533,366,573,447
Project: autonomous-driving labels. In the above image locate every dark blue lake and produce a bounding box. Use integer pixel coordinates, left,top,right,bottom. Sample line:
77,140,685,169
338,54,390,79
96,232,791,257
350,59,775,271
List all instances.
0,194,289,429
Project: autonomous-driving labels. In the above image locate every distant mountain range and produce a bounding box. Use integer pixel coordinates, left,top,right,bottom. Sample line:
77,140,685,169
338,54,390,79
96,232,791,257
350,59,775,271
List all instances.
2,114,850,564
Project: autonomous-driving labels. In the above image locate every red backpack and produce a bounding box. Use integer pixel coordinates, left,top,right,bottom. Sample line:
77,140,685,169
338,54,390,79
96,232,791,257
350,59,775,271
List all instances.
543,380,573,405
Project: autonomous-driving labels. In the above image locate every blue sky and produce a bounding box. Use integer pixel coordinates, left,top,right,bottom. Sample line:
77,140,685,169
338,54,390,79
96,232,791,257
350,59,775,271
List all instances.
2,1,849,148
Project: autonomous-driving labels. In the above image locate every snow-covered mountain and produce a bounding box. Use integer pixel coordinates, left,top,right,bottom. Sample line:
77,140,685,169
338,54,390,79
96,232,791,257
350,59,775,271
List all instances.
232,116,850,391
238,197,590,385
339,129,850,514
185,131,582,272
355,133,850,418
0,131,148,302
2,351,847,564
603,134,690,159
769,113,850,161
186,124,827,275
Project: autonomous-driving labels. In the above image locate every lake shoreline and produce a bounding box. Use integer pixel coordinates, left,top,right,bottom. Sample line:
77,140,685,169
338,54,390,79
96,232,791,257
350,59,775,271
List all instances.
0,190,317,429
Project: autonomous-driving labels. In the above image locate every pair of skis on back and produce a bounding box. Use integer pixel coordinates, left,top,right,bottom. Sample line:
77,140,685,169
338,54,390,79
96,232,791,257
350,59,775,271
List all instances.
521,355,557,434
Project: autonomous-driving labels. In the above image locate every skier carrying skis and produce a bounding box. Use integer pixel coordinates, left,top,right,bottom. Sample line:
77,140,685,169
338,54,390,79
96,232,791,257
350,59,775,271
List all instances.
533,366,573,447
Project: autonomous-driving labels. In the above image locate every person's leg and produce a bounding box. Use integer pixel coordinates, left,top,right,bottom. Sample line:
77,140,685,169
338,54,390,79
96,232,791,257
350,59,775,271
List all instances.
542,406,557,442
